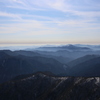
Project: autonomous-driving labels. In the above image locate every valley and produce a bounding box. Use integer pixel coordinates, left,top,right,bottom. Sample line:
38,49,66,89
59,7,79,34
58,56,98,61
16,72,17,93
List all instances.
0,44,100,100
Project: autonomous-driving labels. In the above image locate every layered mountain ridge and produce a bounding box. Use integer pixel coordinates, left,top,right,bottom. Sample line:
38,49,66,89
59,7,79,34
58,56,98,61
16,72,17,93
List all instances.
0,50,66,83
0,72,100,100
0,49,100,83
0,44,100,100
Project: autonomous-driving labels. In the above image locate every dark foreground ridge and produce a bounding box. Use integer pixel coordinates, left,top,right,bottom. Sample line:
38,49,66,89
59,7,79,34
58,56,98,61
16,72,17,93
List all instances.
0,72,100,100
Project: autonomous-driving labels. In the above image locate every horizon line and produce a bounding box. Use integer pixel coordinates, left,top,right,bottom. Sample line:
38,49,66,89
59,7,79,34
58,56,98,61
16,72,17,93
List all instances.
0,42,100,45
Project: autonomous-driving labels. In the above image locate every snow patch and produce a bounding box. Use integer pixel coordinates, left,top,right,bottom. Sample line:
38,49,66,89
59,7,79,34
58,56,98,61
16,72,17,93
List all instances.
74,78,82,84
21,75,35,81
86,78,94,82
95,77,100,85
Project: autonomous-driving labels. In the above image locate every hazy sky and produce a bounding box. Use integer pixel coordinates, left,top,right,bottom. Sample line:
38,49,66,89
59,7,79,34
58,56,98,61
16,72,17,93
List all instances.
0,0,100,45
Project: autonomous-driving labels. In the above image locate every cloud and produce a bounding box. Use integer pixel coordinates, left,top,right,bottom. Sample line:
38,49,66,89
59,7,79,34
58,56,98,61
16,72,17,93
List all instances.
0,11,21,19
0,19,57,34
0,0,100,44
0,0,45,11
0,20,42,34
7,6,45,11
73,11,100,18
12,0,26,5
1,0,100,19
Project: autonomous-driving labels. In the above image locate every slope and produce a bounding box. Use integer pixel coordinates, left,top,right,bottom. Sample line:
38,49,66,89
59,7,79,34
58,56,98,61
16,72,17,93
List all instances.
0,72,100,100
70,57,100,77
0,52,66,83
67,55,100,67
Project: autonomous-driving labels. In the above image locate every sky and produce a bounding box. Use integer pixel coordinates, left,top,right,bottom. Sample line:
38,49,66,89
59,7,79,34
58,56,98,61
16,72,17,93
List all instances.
0,0,100,46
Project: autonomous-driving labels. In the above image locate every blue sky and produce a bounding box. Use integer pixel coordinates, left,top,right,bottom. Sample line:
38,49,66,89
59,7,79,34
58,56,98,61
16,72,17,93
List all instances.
0,0,100,45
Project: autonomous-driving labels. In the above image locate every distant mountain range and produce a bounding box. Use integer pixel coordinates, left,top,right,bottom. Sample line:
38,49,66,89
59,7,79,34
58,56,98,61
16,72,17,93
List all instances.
1,44,100,51
0,72,100,100
0,50,67,83
34,44,91,51
0,50,100,84
35,49,100,59
0,45,100,100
